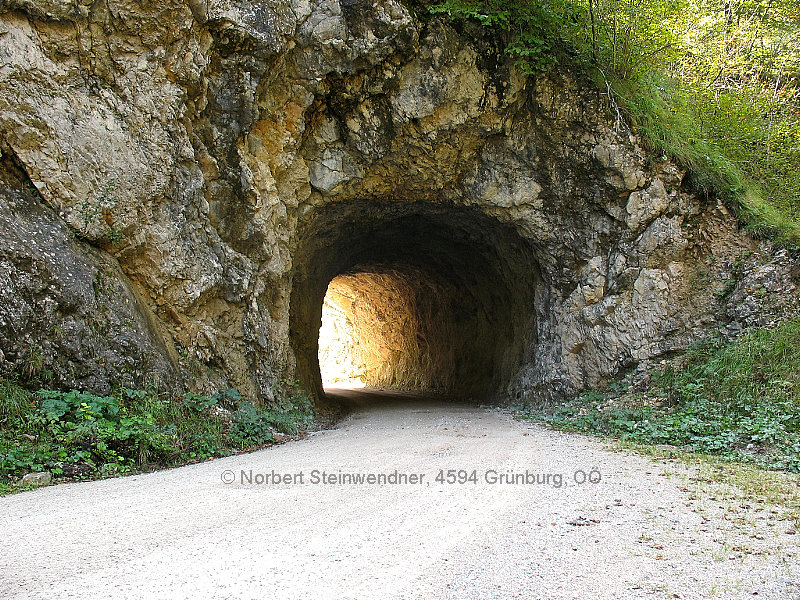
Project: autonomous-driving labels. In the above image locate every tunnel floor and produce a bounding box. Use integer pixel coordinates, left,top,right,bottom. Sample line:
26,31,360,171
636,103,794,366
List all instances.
323,386,480,414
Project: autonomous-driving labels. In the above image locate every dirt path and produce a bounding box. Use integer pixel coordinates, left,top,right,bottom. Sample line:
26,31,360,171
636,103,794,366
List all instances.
1,389,798,599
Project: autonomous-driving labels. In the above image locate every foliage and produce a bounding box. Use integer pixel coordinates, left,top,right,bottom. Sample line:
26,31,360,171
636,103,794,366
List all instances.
428,0,800,243
228,403,276,448
695,86,800,224
0,389,175,477
528,318,800,472
428,0,567,72
427,0,687,76
229,393,313,449
582,0,687,79
0,382,315,489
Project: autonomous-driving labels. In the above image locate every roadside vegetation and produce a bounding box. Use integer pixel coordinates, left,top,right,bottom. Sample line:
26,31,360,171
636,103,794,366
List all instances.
525,317,800,472
0,379,313,494
428,0,800,243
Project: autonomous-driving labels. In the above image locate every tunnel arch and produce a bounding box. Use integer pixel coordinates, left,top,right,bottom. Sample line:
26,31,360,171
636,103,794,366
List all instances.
289,200,544,406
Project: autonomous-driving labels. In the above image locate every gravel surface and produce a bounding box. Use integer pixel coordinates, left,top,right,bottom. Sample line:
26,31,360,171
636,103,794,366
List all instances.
1,389,798,599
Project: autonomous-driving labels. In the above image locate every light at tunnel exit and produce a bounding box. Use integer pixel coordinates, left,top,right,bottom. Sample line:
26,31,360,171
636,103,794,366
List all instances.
318,279,365,389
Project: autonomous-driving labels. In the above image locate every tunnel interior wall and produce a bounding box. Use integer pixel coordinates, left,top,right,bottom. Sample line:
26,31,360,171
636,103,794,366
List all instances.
0,0,760,407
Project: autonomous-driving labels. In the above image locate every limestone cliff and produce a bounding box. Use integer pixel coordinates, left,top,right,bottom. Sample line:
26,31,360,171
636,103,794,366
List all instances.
0,0,793,406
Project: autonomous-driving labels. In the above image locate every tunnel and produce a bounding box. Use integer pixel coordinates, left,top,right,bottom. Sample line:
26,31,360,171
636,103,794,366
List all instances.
289,200,543,406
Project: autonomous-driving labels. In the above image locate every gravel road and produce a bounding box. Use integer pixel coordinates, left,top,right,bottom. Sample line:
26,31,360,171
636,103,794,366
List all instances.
2,389,798,599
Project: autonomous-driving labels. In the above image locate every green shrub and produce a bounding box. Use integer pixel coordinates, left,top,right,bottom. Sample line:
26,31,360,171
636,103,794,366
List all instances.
26,389,175,473
531,319,800,472
429,0,566,73
229,403,276,448
0,383,315,485
229,389,314,449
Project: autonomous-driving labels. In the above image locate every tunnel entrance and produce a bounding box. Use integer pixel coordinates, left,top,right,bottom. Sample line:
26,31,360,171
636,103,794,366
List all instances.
291,201,543,406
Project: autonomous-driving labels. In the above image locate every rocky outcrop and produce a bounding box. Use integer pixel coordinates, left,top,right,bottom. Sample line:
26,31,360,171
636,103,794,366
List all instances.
0,0,786,407
0,149,180,393
721,246,800,337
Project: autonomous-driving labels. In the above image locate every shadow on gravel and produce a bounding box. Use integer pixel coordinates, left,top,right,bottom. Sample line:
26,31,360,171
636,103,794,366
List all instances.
324,387,480,415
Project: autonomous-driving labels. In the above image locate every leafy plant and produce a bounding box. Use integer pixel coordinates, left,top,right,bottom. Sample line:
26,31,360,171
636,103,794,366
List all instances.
0,382,315,491
529,318,800,471
229,403,276,448
182,392,218,413
429,0,569,73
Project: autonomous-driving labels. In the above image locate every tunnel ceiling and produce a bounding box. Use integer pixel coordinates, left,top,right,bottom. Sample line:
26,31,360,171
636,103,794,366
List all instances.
0,0,753,406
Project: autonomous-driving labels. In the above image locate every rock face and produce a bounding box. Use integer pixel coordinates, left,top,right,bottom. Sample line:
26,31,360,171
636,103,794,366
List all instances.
0,150,181,394
721,246,800,338
0,0,785,406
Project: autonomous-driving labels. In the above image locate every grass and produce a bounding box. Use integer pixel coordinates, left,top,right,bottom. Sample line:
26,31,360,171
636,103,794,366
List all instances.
613,441,800,525
0,377,33,423
0,480,37,496
0,382,314,495
607,73,800,244
524,317,800,473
